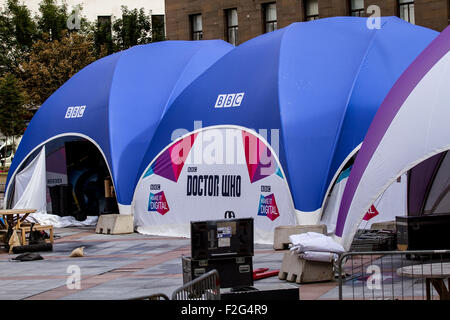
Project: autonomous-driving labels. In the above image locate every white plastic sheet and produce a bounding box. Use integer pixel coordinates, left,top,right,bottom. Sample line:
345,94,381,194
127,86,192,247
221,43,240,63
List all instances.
300,251,336,263
289,232,345,262
289,232,345,253
26,212,98,228
13,146,47,213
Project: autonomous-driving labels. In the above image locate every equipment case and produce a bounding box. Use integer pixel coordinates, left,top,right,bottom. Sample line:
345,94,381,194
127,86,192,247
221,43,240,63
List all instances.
396,214,450,250
182,255,253,289
190,218,254,260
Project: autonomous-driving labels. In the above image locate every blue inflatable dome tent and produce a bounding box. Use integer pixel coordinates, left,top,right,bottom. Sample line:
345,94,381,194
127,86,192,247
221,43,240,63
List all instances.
132,17,438,243
5,40,234,217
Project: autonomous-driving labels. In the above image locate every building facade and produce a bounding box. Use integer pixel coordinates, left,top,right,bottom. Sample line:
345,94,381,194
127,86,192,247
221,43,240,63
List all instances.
7,0,165,21
165,0,450,45
1,0,166,40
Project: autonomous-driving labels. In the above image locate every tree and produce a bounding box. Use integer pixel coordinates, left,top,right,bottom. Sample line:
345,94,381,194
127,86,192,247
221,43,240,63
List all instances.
112,6,152,51
0,73,29,148
17,31,96,108
36,0,69,41
0,0,37,75
93,15,114,57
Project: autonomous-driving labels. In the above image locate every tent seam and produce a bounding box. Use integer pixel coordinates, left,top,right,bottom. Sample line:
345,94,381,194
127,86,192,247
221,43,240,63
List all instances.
276,22,299,208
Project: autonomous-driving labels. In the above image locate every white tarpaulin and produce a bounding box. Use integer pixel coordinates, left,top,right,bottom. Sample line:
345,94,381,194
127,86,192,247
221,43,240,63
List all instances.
25,212,98,228
13,146,47,213
289,232,345,253
289,232,345,262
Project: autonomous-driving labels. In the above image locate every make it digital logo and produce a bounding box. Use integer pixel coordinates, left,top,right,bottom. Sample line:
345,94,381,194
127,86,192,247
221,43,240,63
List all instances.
148,191,170,215
257,193,279,221
214,93,245,108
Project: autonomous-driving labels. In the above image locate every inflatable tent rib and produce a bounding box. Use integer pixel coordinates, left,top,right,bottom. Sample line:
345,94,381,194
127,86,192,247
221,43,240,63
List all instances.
336,25,450,250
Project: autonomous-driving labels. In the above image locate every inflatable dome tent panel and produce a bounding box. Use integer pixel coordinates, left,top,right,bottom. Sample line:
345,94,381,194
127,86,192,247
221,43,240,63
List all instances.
336,25,450,250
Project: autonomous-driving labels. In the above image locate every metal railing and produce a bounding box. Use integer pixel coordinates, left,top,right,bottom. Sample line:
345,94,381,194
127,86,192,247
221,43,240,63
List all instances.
171,269,220,300
337,250,450,300
128,293,170,300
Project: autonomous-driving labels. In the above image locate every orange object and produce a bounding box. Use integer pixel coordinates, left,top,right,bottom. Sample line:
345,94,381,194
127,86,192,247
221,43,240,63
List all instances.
253,268,280,280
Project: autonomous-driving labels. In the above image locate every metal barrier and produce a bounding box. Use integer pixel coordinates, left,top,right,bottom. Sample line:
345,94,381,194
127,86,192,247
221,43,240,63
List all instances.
171,270,220,300
337,250,450,300
129,293,170,300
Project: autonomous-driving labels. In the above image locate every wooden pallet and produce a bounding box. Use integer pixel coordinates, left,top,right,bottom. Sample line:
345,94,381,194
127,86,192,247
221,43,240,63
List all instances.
19,224,54,245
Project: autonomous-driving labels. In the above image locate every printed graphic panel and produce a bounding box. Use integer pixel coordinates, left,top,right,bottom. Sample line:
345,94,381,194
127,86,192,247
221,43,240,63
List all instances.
134,127,296,243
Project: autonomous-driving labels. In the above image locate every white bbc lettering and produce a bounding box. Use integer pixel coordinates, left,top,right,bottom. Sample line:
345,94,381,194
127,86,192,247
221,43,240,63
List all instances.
233,93,245,107
65,107,74,118
224,94,236,107
65,106,86,119
72,106,80,117
214,93,245,108
214,94,227,108
78,105,86,117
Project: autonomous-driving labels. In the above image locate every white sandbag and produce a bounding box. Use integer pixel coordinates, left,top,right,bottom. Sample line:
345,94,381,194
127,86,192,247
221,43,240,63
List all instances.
289,232,345,254
301,251,336,263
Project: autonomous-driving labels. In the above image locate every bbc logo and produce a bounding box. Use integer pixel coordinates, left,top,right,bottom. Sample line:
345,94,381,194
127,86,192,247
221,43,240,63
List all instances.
65,106,86,119
214,93,245,108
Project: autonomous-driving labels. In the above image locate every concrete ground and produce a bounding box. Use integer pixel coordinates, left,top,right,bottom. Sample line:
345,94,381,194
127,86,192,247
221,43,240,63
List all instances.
0,226,439,300
0,227,321,300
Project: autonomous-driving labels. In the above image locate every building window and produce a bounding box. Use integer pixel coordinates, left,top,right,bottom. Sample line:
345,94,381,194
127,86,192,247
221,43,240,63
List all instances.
305,0,319,21
263,2,277,33
399,0,415,24
226,8,238,45
350,0,365,17
96,16,113,54
190,14,203,40
151,15,165,42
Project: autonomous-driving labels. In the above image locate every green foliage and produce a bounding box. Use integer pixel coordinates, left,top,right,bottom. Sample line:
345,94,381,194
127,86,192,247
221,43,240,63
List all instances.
0,0,37,75
93,15,114,57
0,1,164,136
0,73,28,137
36,0,68,41
112,6,152,50
18,31,97,108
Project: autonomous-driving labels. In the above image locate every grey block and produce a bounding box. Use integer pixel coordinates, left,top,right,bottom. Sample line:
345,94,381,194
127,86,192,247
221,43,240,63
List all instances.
278,251,333,284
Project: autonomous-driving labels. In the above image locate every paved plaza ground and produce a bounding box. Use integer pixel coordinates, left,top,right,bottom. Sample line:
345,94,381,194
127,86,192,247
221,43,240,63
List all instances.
0,226,440,300
0,227,310,300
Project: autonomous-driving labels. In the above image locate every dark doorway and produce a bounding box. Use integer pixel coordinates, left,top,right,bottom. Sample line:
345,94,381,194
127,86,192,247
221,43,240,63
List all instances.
64,140,111,220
